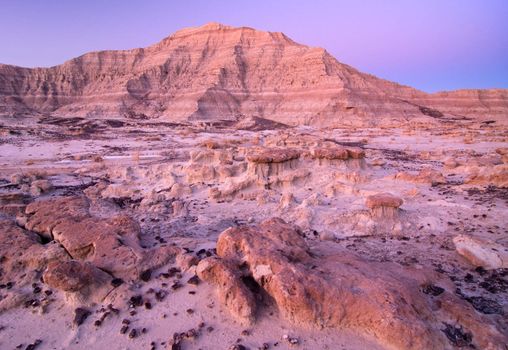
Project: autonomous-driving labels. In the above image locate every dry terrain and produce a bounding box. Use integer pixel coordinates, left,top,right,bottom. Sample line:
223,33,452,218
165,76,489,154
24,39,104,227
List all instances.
0,23,507,350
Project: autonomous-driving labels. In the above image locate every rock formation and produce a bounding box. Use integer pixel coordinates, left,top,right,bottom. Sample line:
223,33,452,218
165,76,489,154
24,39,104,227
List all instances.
198,218,507,350
1,23,507,126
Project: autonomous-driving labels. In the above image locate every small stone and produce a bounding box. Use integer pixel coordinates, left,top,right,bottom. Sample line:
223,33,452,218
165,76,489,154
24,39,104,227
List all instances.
140,269,152,282
185,328,198,339
187,275,200,285
421,284,445,296
282,334,299,345
229,345,247,350
120,325,129,334
73,307,91,327
171,281,182,290
145,302,152,310
111,278,124,287
128,328,138,339
129,295,143,308
155,290,167,301
186,308,194,315
25,339,42,350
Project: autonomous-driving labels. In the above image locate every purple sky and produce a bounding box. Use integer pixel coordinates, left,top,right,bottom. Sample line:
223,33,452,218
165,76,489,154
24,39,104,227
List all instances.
1,0,507,92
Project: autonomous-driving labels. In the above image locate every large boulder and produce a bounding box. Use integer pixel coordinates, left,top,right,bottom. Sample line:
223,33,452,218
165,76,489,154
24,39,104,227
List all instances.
21,196,181,281
453,235,508,269
197,257,257,325
43,260,113,306
200,218,507,350
23,196,90,240
0,219,70,311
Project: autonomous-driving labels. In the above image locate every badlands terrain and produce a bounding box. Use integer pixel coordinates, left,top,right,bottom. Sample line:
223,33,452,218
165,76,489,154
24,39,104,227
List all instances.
0,23,507,350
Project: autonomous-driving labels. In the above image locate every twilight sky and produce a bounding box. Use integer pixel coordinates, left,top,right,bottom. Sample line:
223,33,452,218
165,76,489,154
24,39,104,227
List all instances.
0,0,507,92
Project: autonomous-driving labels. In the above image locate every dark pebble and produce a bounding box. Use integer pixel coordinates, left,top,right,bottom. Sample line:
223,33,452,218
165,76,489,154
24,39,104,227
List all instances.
187,275,200,285
111,278,124,287
128,328,138,339
421,284,445,296
25,339,42,350
140,269,152,282
441,323,472,347
120,325,129,334
73,307,91,327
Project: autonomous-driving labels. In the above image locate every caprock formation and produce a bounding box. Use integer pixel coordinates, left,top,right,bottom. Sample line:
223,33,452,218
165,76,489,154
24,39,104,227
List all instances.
1,22,507,126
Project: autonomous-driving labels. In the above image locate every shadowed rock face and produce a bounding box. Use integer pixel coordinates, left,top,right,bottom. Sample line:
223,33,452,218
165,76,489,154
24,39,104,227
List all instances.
198,218,508,350
1,22,507,125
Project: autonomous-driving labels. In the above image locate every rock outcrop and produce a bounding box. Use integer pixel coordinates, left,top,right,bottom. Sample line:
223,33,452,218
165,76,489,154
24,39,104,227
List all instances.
453,235,508,269
20,196,181,281
198,218,507,350
365,192,403,221
1,23,507,126
43,260,114,306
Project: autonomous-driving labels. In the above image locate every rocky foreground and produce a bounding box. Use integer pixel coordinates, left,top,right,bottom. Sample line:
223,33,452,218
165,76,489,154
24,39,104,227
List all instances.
0,113,507,349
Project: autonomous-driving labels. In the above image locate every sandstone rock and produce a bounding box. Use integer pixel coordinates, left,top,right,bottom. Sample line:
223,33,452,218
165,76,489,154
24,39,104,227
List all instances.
369,158,386,166
395,168,446,185
43,260,114,306
346,147,365,159
30,179,52,196
246,148,300,164
278,192,296,210
310,147,348,160
246,148,301,184
0,220,70,311
196,257,257,325
176,253,200,271
443,157,459,169
23,196,90,240
465,164,508,188
202,218,507,350
365,192,403,209
496,147,508,156
453,235,508,269
22,196,181,281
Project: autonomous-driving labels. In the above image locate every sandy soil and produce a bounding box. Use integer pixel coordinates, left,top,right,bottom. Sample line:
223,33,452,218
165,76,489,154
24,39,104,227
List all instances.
0,115,506,349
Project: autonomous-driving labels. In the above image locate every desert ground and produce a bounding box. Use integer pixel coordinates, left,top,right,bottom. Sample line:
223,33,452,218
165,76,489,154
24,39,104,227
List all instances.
1,22,508,350
0,113,507,350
